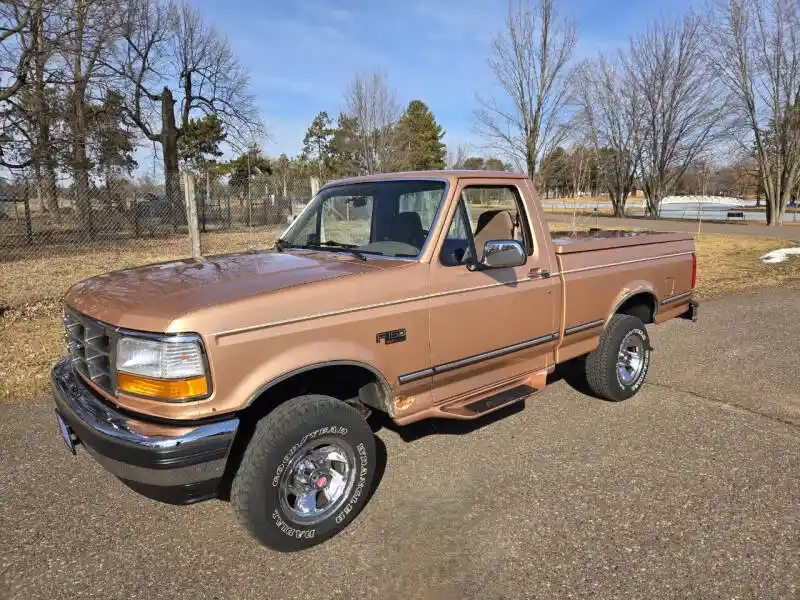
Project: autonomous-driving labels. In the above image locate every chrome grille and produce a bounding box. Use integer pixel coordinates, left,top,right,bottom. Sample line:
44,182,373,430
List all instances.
63,309,114,393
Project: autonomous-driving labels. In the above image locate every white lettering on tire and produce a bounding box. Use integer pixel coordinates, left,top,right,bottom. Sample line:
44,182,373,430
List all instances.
335,442,369,525
272,509,315,539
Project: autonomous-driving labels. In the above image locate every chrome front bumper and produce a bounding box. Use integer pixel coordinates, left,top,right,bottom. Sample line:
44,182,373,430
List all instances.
51,358,239,504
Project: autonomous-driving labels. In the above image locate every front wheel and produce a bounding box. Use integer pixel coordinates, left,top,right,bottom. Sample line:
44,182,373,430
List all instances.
585,314,651,401
231,394,376,551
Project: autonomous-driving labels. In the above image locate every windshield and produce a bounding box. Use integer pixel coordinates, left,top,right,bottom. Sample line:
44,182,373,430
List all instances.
281,179,447,258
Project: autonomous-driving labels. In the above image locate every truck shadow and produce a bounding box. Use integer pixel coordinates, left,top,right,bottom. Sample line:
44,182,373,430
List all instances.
370,401,526,443
546,356,599,398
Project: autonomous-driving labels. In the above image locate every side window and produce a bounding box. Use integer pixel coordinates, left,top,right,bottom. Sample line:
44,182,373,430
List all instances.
398,189,441,231
461,186,531,254
439,185,532,267
440,200,473,266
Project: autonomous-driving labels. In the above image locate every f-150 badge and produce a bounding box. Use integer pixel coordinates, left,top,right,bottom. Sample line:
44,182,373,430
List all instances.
376,329,407,344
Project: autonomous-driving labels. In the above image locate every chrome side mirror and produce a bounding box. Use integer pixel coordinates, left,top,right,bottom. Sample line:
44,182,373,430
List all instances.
471,239,526,269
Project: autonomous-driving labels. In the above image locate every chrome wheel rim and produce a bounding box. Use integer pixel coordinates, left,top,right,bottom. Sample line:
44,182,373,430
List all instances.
278,436,356,525
617,332,646,386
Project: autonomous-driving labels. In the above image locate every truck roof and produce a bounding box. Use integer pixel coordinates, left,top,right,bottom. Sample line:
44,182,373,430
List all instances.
323,170,529,187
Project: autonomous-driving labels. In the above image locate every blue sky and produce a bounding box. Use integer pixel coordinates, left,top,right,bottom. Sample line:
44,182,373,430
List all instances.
188,0,699,162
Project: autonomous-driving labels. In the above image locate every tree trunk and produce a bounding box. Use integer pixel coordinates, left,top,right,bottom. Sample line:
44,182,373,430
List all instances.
610,190,625,217
525,141,536,179
72,110,93,234
104,166,113,211
160,87,181,231
42,158,58,215
644,181,662,218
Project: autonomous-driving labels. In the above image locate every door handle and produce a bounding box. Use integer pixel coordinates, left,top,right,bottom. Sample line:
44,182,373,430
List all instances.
528,267,550,279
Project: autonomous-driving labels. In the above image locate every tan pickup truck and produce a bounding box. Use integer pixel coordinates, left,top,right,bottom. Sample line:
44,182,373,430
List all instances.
52,170,697,551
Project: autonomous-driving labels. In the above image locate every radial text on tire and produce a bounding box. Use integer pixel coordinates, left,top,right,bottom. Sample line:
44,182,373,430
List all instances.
231,394,377,551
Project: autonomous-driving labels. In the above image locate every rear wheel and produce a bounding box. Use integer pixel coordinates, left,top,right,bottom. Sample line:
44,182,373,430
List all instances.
231,394,376,551
585,314,651,401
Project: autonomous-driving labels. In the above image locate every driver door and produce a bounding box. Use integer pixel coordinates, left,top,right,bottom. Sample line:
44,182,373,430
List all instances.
427,180,559,403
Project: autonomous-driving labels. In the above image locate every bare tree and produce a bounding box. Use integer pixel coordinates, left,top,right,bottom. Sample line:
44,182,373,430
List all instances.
61,0,120,233
0,0,36,103
707,0,800,225
572,53,646,217
475,0,577,179
25,0,61,213
0,0,40,171
342,71,400,174
447,144,470,169
631,14,727,216
115,0,261,210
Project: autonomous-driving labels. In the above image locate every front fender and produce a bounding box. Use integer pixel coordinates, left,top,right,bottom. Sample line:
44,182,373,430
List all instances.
233,340,393,409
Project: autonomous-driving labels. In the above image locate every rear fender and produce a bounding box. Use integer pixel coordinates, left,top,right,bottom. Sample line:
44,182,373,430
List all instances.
607,284,658,325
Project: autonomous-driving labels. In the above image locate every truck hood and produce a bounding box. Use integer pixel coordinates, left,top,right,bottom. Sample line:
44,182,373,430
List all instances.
65,250,393,331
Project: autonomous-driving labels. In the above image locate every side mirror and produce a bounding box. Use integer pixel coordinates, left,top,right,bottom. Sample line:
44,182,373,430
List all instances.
471,240,526,270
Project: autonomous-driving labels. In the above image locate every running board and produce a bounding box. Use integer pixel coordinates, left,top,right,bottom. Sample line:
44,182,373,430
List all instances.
465,385,537,414
437,374,544,419
394,371,548,425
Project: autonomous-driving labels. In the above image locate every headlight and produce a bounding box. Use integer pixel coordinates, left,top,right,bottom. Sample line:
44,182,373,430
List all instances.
116,336,209,400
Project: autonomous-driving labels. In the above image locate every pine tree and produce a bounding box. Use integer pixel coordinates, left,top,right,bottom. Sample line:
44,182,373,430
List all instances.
302,111,334,180
330,113,360,177
394,100,446,170
178,114,226,170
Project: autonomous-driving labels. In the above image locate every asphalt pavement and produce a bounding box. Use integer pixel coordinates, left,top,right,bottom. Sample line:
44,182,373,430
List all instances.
546,213,800,240
1,287,799,599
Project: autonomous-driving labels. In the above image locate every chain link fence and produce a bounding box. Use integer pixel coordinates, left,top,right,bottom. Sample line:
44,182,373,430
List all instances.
0,170,316,259
195,171,314,255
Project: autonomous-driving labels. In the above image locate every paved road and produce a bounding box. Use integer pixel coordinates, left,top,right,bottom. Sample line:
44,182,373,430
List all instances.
2,288,799,599
547,213,800,240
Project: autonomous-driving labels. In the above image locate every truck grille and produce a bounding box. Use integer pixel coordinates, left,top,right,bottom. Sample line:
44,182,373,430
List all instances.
63,309,115,394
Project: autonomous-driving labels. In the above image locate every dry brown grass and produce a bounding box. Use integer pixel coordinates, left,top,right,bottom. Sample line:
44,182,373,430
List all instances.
693,233,800,298
1,228,798,404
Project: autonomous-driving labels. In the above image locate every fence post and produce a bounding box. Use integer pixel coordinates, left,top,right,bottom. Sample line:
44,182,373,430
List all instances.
310,176,320,197
23,179,33,245
182,171,202,258
203,169,210,232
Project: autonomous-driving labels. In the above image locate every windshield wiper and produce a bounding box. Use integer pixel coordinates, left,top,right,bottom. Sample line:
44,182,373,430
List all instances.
275,238,293,252
304,243,368,261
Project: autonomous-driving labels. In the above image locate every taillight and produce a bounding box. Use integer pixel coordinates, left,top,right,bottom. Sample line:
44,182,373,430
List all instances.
691,253,697,289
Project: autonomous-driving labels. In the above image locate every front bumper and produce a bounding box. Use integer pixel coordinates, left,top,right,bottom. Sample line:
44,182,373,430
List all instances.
51,358,239,504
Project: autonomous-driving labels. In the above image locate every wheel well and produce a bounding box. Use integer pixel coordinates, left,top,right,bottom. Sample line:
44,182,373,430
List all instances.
249,365,389,414
218,364,390,500
615,293,656,324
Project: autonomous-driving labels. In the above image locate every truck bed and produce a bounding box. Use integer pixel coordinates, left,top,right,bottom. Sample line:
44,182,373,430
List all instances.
550,229,693,253
551,228,696,363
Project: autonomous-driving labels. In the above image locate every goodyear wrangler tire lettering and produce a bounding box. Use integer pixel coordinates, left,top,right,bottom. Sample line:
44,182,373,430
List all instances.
232,395,376,552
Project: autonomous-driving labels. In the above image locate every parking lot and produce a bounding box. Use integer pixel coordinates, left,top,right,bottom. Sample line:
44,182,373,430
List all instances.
1,286,798,600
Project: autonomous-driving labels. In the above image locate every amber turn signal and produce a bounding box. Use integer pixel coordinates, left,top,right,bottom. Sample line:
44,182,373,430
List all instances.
117,372,208,400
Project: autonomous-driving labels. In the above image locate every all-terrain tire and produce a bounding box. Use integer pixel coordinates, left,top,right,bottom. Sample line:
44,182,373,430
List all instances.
585,314,651,402
231,394,376,551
